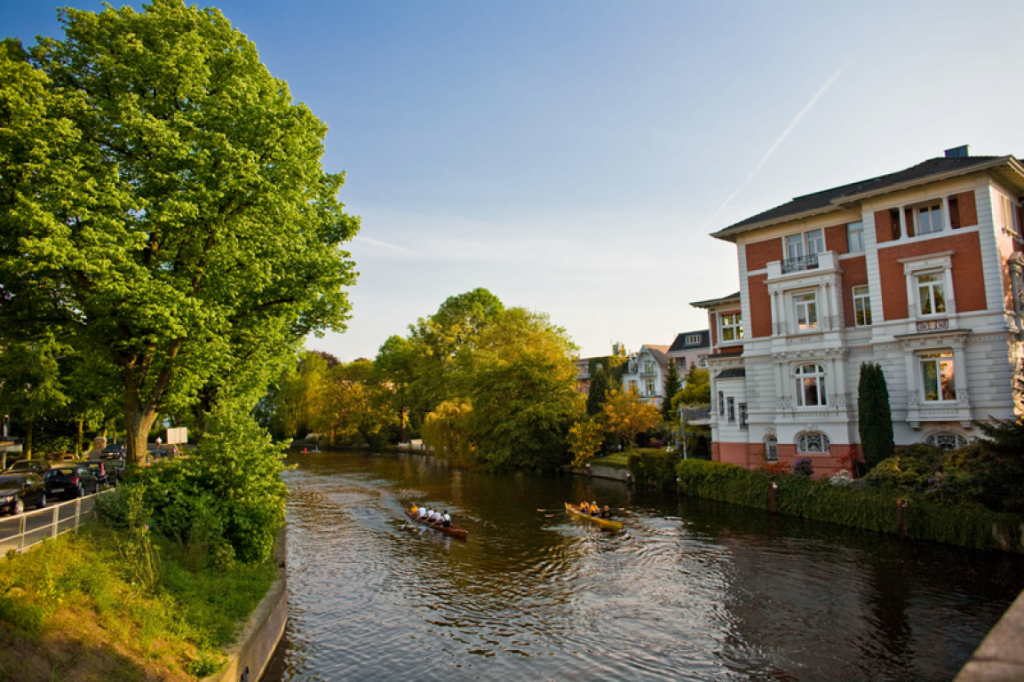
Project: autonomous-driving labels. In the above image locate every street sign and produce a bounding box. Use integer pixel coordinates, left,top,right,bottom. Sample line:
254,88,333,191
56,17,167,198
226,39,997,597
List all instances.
166,427,188,445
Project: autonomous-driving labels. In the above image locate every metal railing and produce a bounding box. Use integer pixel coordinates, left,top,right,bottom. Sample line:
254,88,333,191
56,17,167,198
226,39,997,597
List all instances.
681,406,712,422
781,252,819,273
0,488,113,556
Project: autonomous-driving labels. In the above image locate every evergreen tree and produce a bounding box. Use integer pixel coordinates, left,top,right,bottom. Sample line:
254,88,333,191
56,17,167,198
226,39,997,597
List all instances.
586,366,616,416
662,361,682,423
858,362,894,470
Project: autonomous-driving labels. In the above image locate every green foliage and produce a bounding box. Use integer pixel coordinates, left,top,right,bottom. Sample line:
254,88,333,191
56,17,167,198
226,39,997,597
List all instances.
421,401,475,465
662,361,682,423
675,459,1024,552
119,406,287,564
1,1,359,464
602,388,661,449
568,417,605,467
672,366,711,409
585,365,618,417
858,363,895,470
627,448,680,488
861,443,943,490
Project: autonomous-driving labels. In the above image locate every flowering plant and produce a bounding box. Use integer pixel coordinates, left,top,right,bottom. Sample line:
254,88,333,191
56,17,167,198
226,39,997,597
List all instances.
792,457,814,477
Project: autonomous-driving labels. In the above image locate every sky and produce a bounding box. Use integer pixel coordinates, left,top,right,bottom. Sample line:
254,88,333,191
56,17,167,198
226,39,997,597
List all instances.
5,0,1024,361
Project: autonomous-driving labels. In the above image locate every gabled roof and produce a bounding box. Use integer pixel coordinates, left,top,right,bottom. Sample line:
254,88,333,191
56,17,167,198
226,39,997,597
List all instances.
669,330,710,352
690,292,740,309
641,345,671,367
711,155,1024,242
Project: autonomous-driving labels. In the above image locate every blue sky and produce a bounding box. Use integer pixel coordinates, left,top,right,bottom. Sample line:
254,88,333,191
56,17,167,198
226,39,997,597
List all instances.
6,1,1024,361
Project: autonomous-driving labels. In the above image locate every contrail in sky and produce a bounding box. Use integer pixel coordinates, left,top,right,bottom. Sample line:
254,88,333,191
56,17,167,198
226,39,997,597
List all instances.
354,235,417,254
701,65,847,230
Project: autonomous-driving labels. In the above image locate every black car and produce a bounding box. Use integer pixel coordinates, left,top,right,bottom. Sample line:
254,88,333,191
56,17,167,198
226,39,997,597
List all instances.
0,473,47,515
104,458,126,484
101,444,126,458
3,459,51,476
83,461,110,488
43,465,99,499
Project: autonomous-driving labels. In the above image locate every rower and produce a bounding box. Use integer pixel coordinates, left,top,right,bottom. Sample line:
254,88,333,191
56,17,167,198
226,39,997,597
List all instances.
411,503,419,515
442,510,451,527
591,500,599,516
601,505,611,519
418,506,428,520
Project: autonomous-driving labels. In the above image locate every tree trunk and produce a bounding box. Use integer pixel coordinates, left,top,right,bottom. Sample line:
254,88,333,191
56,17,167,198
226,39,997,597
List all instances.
124,385,159,467
25,419,33,459
75,418,84,457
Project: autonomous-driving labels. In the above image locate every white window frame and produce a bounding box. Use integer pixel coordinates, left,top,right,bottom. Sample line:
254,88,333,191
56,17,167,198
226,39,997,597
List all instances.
720,312,743,342
924,432,968,451
718,390,725,418
852,285,872,327
764,436,778,462
920,352,956,403
911,201,945,236
916,272,947,316
698,355,708,368
643,360,655,375
846,221,865,252
726,397,735,422
797,432,831,454
793,291,819,332
995,192,1020,236
901,253,955,320
785,229,825,259
645,378,656,396
739,403,748,428
794,364,827,407
685,333,702,345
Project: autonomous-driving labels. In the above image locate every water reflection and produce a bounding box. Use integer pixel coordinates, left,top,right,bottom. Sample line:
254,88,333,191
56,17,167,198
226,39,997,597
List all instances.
271,451,1024,682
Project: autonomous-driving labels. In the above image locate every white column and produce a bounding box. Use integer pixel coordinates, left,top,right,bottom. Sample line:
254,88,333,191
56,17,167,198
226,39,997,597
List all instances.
898,206,907,239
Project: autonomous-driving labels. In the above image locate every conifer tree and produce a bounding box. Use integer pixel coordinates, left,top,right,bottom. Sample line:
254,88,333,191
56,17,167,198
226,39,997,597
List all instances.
858,362,894,470
662,361,682,423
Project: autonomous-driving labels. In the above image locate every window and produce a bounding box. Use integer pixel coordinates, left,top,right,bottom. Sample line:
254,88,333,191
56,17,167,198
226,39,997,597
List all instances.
643,360,655,375
765,437,778,462
853,285,872,326
794,291,818,332
847,221,865,252
921,353,955,402
913,202,944,235
917,272,947,315
795,364,827,407
645,378,656,396
698,355,708,368
996,193,1020,235
739,403,747,428
675,358,686,369
889,208,902,240
718,390,725,418
726,397,735,422
628,379,638,392
720,313,743,341
685,333,702,345
797,432,831,454
925,432,968,451
786,229,825,259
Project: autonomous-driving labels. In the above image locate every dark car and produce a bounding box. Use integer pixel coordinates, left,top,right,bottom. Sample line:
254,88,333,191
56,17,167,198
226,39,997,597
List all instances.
104,458,126,484
43,465,99,500
0,473,47,515
3,459,51,476
101,444,126,459
83,461,109,488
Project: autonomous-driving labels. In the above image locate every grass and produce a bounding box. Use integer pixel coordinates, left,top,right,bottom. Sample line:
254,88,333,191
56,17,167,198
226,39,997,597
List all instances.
0,522,278,681
588,452,630,469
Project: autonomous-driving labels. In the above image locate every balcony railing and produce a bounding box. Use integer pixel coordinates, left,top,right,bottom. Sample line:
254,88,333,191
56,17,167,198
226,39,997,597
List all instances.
781,252,819,273
680,405,711,422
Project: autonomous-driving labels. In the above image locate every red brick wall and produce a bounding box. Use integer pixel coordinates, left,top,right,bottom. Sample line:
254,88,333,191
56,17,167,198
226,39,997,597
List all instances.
709,313,717,346
747,275,771,338
825,224,849,255
956,190,978,228
878,232,988,320
710,442,720,463
745,238,782,271
839,255,868,327
875,209,896,244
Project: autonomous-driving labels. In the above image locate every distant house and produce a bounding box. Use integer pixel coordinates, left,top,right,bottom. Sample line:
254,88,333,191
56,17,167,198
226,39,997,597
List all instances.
620,345,671,406
667,330,710,375
575,357,594,394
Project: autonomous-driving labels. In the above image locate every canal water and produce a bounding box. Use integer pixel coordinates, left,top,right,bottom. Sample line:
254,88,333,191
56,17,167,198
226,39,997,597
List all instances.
269,450,1024,681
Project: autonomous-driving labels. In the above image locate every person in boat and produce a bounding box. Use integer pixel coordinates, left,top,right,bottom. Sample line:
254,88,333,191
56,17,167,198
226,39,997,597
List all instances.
590,500,599,516
428,509,441,524
601,505,612,519
418,506,429,520
442,511,451,527
410,503,419,515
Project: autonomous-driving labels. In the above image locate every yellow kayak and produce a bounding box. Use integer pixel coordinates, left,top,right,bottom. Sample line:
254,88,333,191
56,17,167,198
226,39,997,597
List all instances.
564,502,623,530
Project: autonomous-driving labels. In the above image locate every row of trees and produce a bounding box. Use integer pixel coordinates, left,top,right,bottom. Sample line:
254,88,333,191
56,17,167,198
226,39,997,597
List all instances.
0,0,359,464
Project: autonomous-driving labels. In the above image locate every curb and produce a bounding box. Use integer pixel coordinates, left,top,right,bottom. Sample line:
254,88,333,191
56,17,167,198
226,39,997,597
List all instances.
202,528,287,682
955,589,1024,682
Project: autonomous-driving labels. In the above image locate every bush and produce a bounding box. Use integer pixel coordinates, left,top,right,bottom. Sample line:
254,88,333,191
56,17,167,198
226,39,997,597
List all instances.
792,457,813,477
675,458,1023,552
111,406,287,564
627,448,680,488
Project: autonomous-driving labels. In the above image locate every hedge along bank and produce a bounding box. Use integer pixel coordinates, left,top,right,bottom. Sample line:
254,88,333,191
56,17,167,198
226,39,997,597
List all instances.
674,459,1024,553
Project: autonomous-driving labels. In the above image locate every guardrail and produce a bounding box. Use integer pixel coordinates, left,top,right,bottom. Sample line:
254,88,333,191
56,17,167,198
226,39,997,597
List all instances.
0,488,113,556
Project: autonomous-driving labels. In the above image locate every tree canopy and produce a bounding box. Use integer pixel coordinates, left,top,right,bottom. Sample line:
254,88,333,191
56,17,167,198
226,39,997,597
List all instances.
0,1,359,463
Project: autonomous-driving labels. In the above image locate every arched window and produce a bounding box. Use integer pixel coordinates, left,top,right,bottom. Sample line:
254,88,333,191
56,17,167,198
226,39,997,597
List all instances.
797,432,830,454
924,432,967,451
764,436,778,462
795,364,827,407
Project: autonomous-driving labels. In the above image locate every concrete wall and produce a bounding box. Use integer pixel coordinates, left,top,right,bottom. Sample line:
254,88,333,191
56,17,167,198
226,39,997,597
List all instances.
956,589,1024,682
202,529,287,682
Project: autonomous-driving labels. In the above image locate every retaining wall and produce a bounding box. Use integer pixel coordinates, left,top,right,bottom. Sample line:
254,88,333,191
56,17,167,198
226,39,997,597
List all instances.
956,589,1024,682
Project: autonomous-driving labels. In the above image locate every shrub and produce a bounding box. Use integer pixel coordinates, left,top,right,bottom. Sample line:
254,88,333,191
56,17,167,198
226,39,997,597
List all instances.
627,448,681,488
761,461,790,477
792,457,813,477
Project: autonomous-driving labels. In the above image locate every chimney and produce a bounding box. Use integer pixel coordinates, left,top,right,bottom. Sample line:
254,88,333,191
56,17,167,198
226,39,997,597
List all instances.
944,145,970,158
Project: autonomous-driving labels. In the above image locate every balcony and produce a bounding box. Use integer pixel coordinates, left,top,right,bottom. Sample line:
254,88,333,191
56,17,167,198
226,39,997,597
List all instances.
680,405,711,424
781,252,819,273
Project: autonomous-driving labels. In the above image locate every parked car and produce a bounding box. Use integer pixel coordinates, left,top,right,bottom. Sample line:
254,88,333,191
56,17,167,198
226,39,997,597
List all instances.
83,461,109,488
0,473,47,515
43,465,99,500
104,458,126,484
101,444,126,458
4,459,51,475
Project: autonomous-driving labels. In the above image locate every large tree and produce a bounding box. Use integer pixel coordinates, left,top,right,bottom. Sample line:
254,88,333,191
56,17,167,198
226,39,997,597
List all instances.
0,2,358,464
603,387,660,450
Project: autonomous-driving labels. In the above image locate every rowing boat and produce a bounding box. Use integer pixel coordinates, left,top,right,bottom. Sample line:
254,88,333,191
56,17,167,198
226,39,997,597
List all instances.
405,509,468,540
564,502,623,530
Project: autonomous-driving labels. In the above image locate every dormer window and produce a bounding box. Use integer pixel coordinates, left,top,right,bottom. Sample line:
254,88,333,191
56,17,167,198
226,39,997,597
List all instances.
685,334,701,345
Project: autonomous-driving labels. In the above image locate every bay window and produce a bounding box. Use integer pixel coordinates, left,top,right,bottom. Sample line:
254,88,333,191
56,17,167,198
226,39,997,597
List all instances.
794,291,818,332
795,364,827,407
921,353,955,402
